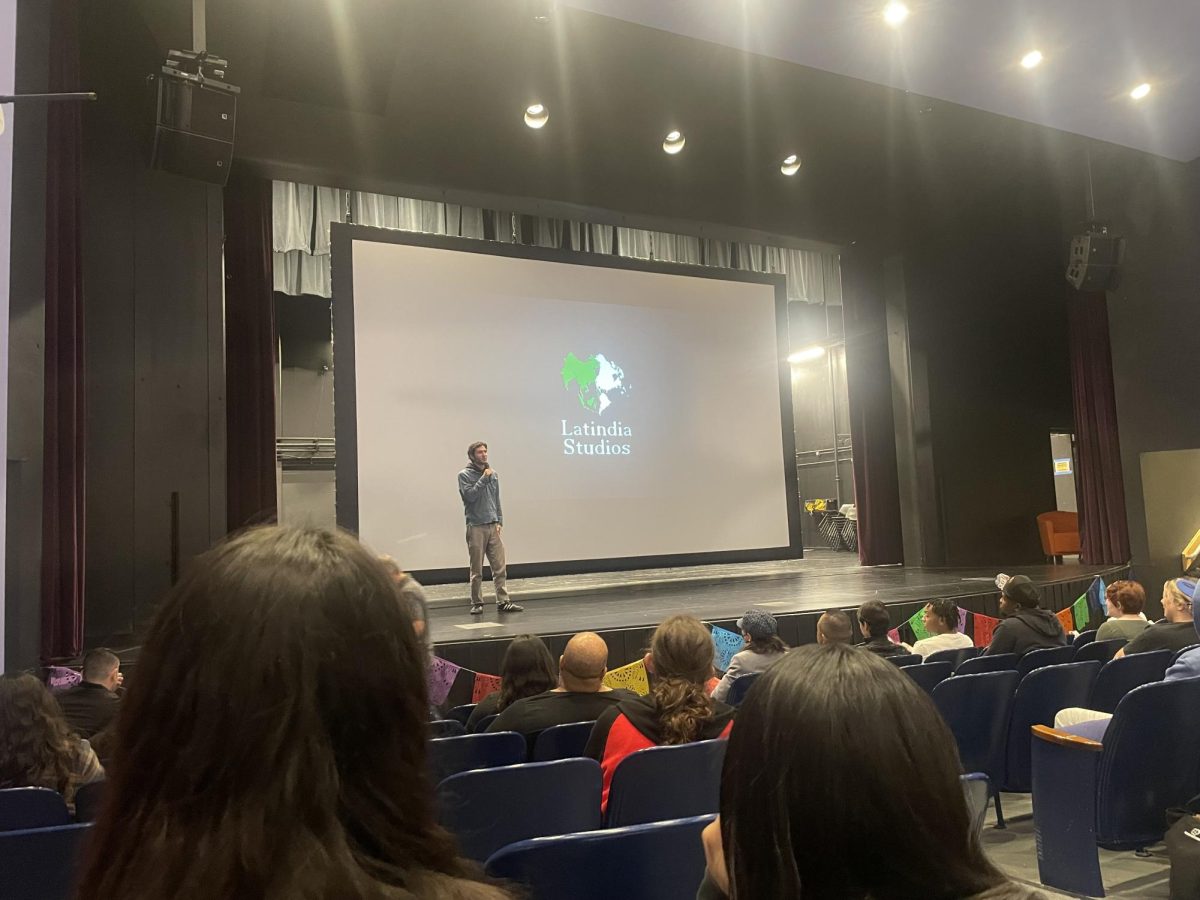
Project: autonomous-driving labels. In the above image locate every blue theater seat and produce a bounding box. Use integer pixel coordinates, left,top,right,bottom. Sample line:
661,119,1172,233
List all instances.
429,731,526,785
530,721,595,762
1072,639,1126,665
1087,650,1171,714
956,653,1016,675
925,646,981,670
0,822,92,900
725,672,760,706
0,788,70,833
904,661,951,695
1000,660,1099,793
606,739,726,828
1015,645,1075,680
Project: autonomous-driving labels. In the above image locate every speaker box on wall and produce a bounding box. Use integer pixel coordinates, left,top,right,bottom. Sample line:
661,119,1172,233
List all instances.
151,72,238,185
1065,232,1125,291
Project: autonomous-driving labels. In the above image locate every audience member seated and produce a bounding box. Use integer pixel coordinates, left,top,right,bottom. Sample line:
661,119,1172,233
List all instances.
697,644,1044,899
585,615,734,812
982,574,1066,658
906,598,974,659
380,555,432,660
1056,578,1200,732
1094,580,1150,643
486,632,636,737
856,600,908,658
0,673,104,811
466,634,558,732
75,526,509,900
56,647,123,739
710,610,788,702
816,609,853,646
1113,578,1197,659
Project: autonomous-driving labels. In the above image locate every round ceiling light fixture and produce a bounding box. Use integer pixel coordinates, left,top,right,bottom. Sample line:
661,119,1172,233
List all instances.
1020,49,1044,70
780,154,802,176
882,2,909,27
662,130,686,154
524,103,550,129
1129,82,1152,100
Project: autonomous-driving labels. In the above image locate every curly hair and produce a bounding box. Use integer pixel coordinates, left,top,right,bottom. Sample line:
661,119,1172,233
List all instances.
0,674,79,796
1106,580,1146,615
496,635,558,712
649,616,715,745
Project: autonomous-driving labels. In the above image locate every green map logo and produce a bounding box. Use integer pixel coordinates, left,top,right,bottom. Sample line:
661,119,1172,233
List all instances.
561,352,628,415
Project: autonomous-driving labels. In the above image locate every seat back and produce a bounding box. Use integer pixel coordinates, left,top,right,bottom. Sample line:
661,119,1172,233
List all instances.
606,739,727,828
726,672,760,707
429,732,527,785
1073,639,1126,665
446,703,476,725
72,781,105,824
904,661,952,695
429,719,467,738
1096,678,1200,847
1072,629,1099,648
956,653,1016,676
925,647,981,670
438,759,602,862
485,814,715,900
1171,644,1200,665
1002,661,1100,793
960,773,991,834
0,787,70,832
887,653,923,667
473,713,500,733
931,671,1020,780
530,721,596,763
1088,650,1171,714
1017,645,1076,679
0,823,92,900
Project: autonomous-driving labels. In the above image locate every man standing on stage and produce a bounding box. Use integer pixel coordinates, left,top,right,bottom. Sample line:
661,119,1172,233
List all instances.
459,441,523,616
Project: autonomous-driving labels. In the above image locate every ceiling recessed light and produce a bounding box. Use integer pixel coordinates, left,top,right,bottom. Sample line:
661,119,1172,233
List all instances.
662,130,686,154
1129,82,1152,100
1020,50,1044,70
780,154,802,176
788,346,826,364
882,2,909,27
524,103,549,128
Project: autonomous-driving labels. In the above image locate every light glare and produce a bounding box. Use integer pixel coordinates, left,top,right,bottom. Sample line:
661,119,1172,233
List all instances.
788,346,826,364
781,154,802,176
1130,82,1151,100
524,103,549,128
883,2,909,27
1020,50,1043,70
662,130,686,154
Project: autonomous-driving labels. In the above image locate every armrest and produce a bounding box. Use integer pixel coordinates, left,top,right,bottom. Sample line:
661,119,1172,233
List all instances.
1032,724,1103,752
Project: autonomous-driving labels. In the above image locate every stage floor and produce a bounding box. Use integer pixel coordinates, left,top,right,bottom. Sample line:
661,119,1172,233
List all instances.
426,549,1119,647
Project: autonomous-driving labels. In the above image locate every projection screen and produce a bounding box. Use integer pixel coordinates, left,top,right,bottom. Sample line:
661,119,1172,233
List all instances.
332,226,801,579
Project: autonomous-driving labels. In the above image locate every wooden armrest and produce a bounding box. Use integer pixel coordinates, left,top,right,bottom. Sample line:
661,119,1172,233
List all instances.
1031,724,1103,752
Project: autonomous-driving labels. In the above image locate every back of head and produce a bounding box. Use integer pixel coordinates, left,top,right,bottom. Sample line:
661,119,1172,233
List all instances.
856,600,891,639
559,632,608,691
78,526,471,900
928,598,960,633
0,674,75,793
1002,575,1041,609
649,615,715,744
82,648,120,684
817,610,853,645
1106,580,1145,616
721,644,1004,899
498,635,558,711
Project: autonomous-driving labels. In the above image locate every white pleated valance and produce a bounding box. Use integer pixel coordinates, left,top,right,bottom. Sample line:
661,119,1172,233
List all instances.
271,181,842,305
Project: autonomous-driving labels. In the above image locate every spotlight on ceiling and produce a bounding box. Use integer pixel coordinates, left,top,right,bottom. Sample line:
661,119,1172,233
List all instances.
1129,82,1152,100
524,103,549,128
662,130,686,154
882,2,909,27
780,154,802,176
787,346,826,365
1020,50,1044,70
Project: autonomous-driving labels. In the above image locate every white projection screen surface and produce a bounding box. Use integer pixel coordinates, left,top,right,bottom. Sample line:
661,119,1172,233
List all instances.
333,228,801,576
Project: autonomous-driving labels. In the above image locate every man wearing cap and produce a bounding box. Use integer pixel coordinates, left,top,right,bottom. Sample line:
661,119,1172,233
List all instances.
710,610,789,703
982,574,1067,658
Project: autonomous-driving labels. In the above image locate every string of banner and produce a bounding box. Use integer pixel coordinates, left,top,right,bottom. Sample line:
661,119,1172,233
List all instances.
427,576,1108,707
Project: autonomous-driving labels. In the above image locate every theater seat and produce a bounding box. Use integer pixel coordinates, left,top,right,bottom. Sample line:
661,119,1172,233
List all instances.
956,653,1017,676
904,661,951,695
0,788,70,833
429,732,526,786
1087,650,1171,714
485,814,715,900
1031,678,1200,897
725,672,760,706
925,647,981,670
1037,511,1080,562
606,739,726,828
1072,639,1126,665
0,823,92,900
1016,645,1075,680
1001,660,1100,794
530,721,596,762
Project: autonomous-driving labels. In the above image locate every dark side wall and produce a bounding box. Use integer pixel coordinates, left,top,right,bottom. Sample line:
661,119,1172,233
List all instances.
77,2,226,644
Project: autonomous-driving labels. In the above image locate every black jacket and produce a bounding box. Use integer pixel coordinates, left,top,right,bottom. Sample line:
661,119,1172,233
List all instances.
983,608,1067,658
56,682,120,739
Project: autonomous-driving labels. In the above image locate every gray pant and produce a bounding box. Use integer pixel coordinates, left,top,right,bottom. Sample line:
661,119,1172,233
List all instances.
467,523,509,606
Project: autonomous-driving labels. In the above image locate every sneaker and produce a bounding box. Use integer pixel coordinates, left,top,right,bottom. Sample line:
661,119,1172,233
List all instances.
469,603,484,616
498,601,524,613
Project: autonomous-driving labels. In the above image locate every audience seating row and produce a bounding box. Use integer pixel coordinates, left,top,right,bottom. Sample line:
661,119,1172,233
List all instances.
0,782,105,833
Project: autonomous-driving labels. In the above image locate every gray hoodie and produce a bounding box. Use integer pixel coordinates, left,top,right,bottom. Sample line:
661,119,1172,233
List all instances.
983,607,1067,658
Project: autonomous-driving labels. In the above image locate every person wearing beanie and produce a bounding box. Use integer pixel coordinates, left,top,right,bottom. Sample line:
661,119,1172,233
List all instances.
981,574,1067,658
711,610,789,703
1163,578,1200,679
1115,577,1199,659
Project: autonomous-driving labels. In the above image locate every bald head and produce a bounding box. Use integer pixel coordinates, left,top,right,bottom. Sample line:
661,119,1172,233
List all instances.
560,632,609,692
817,610,853,646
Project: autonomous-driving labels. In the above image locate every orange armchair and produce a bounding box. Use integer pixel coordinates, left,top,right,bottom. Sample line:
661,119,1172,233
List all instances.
1037,511,1081,562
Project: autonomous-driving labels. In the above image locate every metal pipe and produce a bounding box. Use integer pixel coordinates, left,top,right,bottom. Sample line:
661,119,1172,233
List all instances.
825,303,843,506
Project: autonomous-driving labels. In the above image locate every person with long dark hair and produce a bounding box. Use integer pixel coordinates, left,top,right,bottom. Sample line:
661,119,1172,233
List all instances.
699,644,1044,899
0,674,104,810
465,634,558,732
76,527,510,900
585,615,735,813
710,610,788,702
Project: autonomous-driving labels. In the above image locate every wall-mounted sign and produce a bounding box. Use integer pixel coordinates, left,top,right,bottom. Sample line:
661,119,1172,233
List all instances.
1053,458,1073,475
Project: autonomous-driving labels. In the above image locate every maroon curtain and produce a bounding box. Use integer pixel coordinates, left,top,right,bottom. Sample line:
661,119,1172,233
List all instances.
843,253,904,566
41,0,86,661
1068,290,1130,565
223,170,278,530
